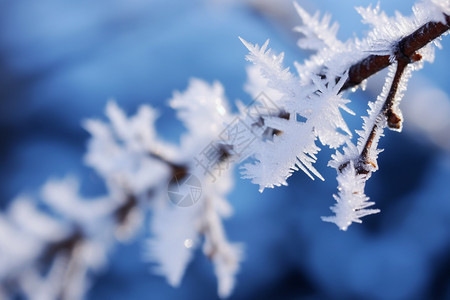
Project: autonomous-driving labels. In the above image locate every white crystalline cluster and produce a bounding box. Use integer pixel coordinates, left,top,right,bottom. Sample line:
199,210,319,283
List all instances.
145,206,201,287
146,167,241,299
325,58,419,229
355,0,448,60
308,73,354,148
143,80,241,298
1,78,242,299
0,178,114,300
419,0,450,23
0,199,66,281
321,162,380,231
83,101,174,196
86,79,241,298
293,2,343,52
170,78,232,140
238,38,357,191
201,168,243,299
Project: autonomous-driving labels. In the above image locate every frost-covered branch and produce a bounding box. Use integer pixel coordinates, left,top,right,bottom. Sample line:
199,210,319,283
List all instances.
320,2,449,230
0,178,121,300
1,0,450,298
0,79,241,299
323,59,416,230
239,0,449,230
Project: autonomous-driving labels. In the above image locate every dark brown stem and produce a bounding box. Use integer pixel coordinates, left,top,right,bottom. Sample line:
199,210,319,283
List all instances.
357,124,379,174
35,192,147,299
337,14,450,175
382,59,408,129
341,14,450,92
148,152,188,179
115,194,138,224
42,230,83,263
352,52,414,175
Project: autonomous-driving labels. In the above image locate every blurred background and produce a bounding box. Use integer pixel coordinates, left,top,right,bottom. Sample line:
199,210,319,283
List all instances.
1,0,449,299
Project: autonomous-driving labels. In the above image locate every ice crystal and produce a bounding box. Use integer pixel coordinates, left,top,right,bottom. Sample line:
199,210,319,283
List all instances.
322,162,380,231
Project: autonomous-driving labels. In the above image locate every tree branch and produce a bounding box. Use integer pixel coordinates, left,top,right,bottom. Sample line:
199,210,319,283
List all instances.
341,14,450,92
334,13,450,176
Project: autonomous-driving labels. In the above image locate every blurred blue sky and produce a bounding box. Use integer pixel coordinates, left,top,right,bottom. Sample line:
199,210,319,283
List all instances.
0,0,449,299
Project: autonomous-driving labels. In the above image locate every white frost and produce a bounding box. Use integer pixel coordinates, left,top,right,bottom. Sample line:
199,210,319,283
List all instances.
322,162,380,231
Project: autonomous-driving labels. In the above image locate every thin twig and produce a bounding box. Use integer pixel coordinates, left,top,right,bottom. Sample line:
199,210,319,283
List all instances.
352,50,417,175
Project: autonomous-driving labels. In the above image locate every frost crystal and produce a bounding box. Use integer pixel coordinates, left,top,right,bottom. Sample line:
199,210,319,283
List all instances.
0,177,115,300
293,2,343,52
308,73,354,148
238,38,357,191
145,206,201,287
84,101,173,196
322,162,380,231
170,79,231,136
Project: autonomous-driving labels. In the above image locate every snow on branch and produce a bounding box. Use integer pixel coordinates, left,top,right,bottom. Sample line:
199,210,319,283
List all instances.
1,79,243,299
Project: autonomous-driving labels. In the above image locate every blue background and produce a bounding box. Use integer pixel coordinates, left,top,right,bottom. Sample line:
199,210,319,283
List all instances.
1,0,449,299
